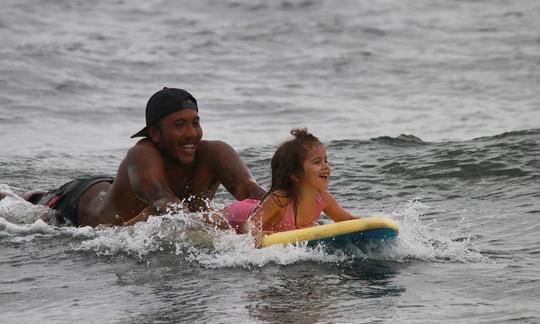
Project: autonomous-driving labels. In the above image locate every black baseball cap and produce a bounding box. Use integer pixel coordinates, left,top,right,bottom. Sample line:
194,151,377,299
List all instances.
131,87,198,138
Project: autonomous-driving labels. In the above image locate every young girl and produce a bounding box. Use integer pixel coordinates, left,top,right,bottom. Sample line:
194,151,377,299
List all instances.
224,128,358,247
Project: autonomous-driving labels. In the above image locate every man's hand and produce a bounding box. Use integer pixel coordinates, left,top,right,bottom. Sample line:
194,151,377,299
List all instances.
200,209,231,230
123,207,152,226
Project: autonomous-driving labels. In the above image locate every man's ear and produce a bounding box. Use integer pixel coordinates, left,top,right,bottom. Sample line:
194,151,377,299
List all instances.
148,125,160,142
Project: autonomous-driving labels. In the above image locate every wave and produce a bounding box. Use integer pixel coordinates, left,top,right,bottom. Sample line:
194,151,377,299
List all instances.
328,128,540,147
325,128,540,183
0,196,487,268
473,128,540,140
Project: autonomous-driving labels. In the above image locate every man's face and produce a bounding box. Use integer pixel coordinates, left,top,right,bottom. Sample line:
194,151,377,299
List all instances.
151,109,203,164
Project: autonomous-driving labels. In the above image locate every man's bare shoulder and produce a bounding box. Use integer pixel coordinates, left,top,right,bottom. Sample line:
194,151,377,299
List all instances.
197,139,231,150
126,138,160,157
196,140,236,159
131,138,156,150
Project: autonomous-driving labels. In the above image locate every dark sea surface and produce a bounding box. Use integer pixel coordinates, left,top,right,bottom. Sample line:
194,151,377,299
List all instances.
1,0,539,323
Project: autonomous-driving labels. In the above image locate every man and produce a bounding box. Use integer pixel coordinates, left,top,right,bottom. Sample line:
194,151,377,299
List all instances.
5,87,266,227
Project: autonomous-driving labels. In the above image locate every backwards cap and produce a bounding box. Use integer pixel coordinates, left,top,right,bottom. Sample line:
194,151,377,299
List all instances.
130,87,198,138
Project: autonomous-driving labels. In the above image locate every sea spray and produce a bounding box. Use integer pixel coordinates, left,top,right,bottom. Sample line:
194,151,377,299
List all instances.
189,231,349,269
1,193,488,267
0,187,52,225
72,213,205,260
391,198,487,263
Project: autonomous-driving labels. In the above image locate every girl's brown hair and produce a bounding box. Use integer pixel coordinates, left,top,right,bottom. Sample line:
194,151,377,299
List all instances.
265,128,322,207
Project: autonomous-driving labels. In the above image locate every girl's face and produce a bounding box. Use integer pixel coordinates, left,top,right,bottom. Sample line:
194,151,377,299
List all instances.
298,144,331,191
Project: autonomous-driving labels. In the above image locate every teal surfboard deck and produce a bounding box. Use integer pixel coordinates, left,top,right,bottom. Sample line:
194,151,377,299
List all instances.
306,228,398,250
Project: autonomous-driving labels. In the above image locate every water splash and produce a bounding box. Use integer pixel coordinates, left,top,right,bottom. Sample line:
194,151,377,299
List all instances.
0,185,51,224
0,191,487,267
65,200,488,267
187,230,348,269
71,211,349,268
391,198,487,263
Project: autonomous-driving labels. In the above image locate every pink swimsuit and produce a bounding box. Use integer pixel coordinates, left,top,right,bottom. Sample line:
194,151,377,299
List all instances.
224,193,324,234
224,199,260,233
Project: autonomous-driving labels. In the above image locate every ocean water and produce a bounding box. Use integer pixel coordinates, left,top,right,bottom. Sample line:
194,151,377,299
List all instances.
1,0,539,323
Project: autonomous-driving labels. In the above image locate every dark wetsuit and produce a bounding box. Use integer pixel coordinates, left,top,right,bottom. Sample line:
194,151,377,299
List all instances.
29,176,114,226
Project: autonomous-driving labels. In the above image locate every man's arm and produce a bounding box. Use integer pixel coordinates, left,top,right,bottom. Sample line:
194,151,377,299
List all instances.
126,140,183,214
207,140,266,201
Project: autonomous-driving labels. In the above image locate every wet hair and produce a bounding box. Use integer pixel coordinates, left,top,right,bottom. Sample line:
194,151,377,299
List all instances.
265,128,323,207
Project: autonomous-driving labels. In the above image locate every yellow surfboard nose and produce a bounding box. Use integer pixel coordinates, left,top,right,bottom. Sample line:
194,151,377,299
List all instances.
261,217,399,248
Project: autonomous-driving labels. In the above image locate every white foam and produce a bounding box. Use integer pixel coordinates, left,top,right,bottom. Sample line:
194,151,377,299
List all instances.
0,187,60,241
188,230,348,269
0,190,51,224
0,194,488,267
0,217,56,235
390,198,487,263
67,210,349,267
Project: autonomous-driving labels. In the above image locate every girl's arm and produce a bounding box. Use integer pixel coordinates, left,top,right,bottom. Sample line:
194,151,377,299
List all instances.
320,191,359,222
246,194,283,247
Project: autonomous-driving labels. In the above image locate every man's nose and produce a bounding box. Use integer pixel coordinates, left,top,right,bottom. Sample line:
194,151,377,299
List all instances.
185,124,197,138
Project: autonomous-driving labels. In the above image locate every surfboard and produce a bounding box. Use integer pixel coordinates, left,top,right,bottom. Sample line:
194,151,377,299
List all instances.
261,217,399,249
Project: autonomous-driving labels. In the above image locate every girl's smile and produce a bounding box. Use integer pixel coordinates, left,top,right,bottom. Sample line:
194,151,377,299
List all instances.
299,144,331,191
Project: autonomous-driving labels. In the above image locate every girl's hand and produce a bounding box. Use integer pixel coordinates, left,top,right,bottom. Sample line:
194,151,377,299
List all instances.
254,233,264,248
253,230,274,248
